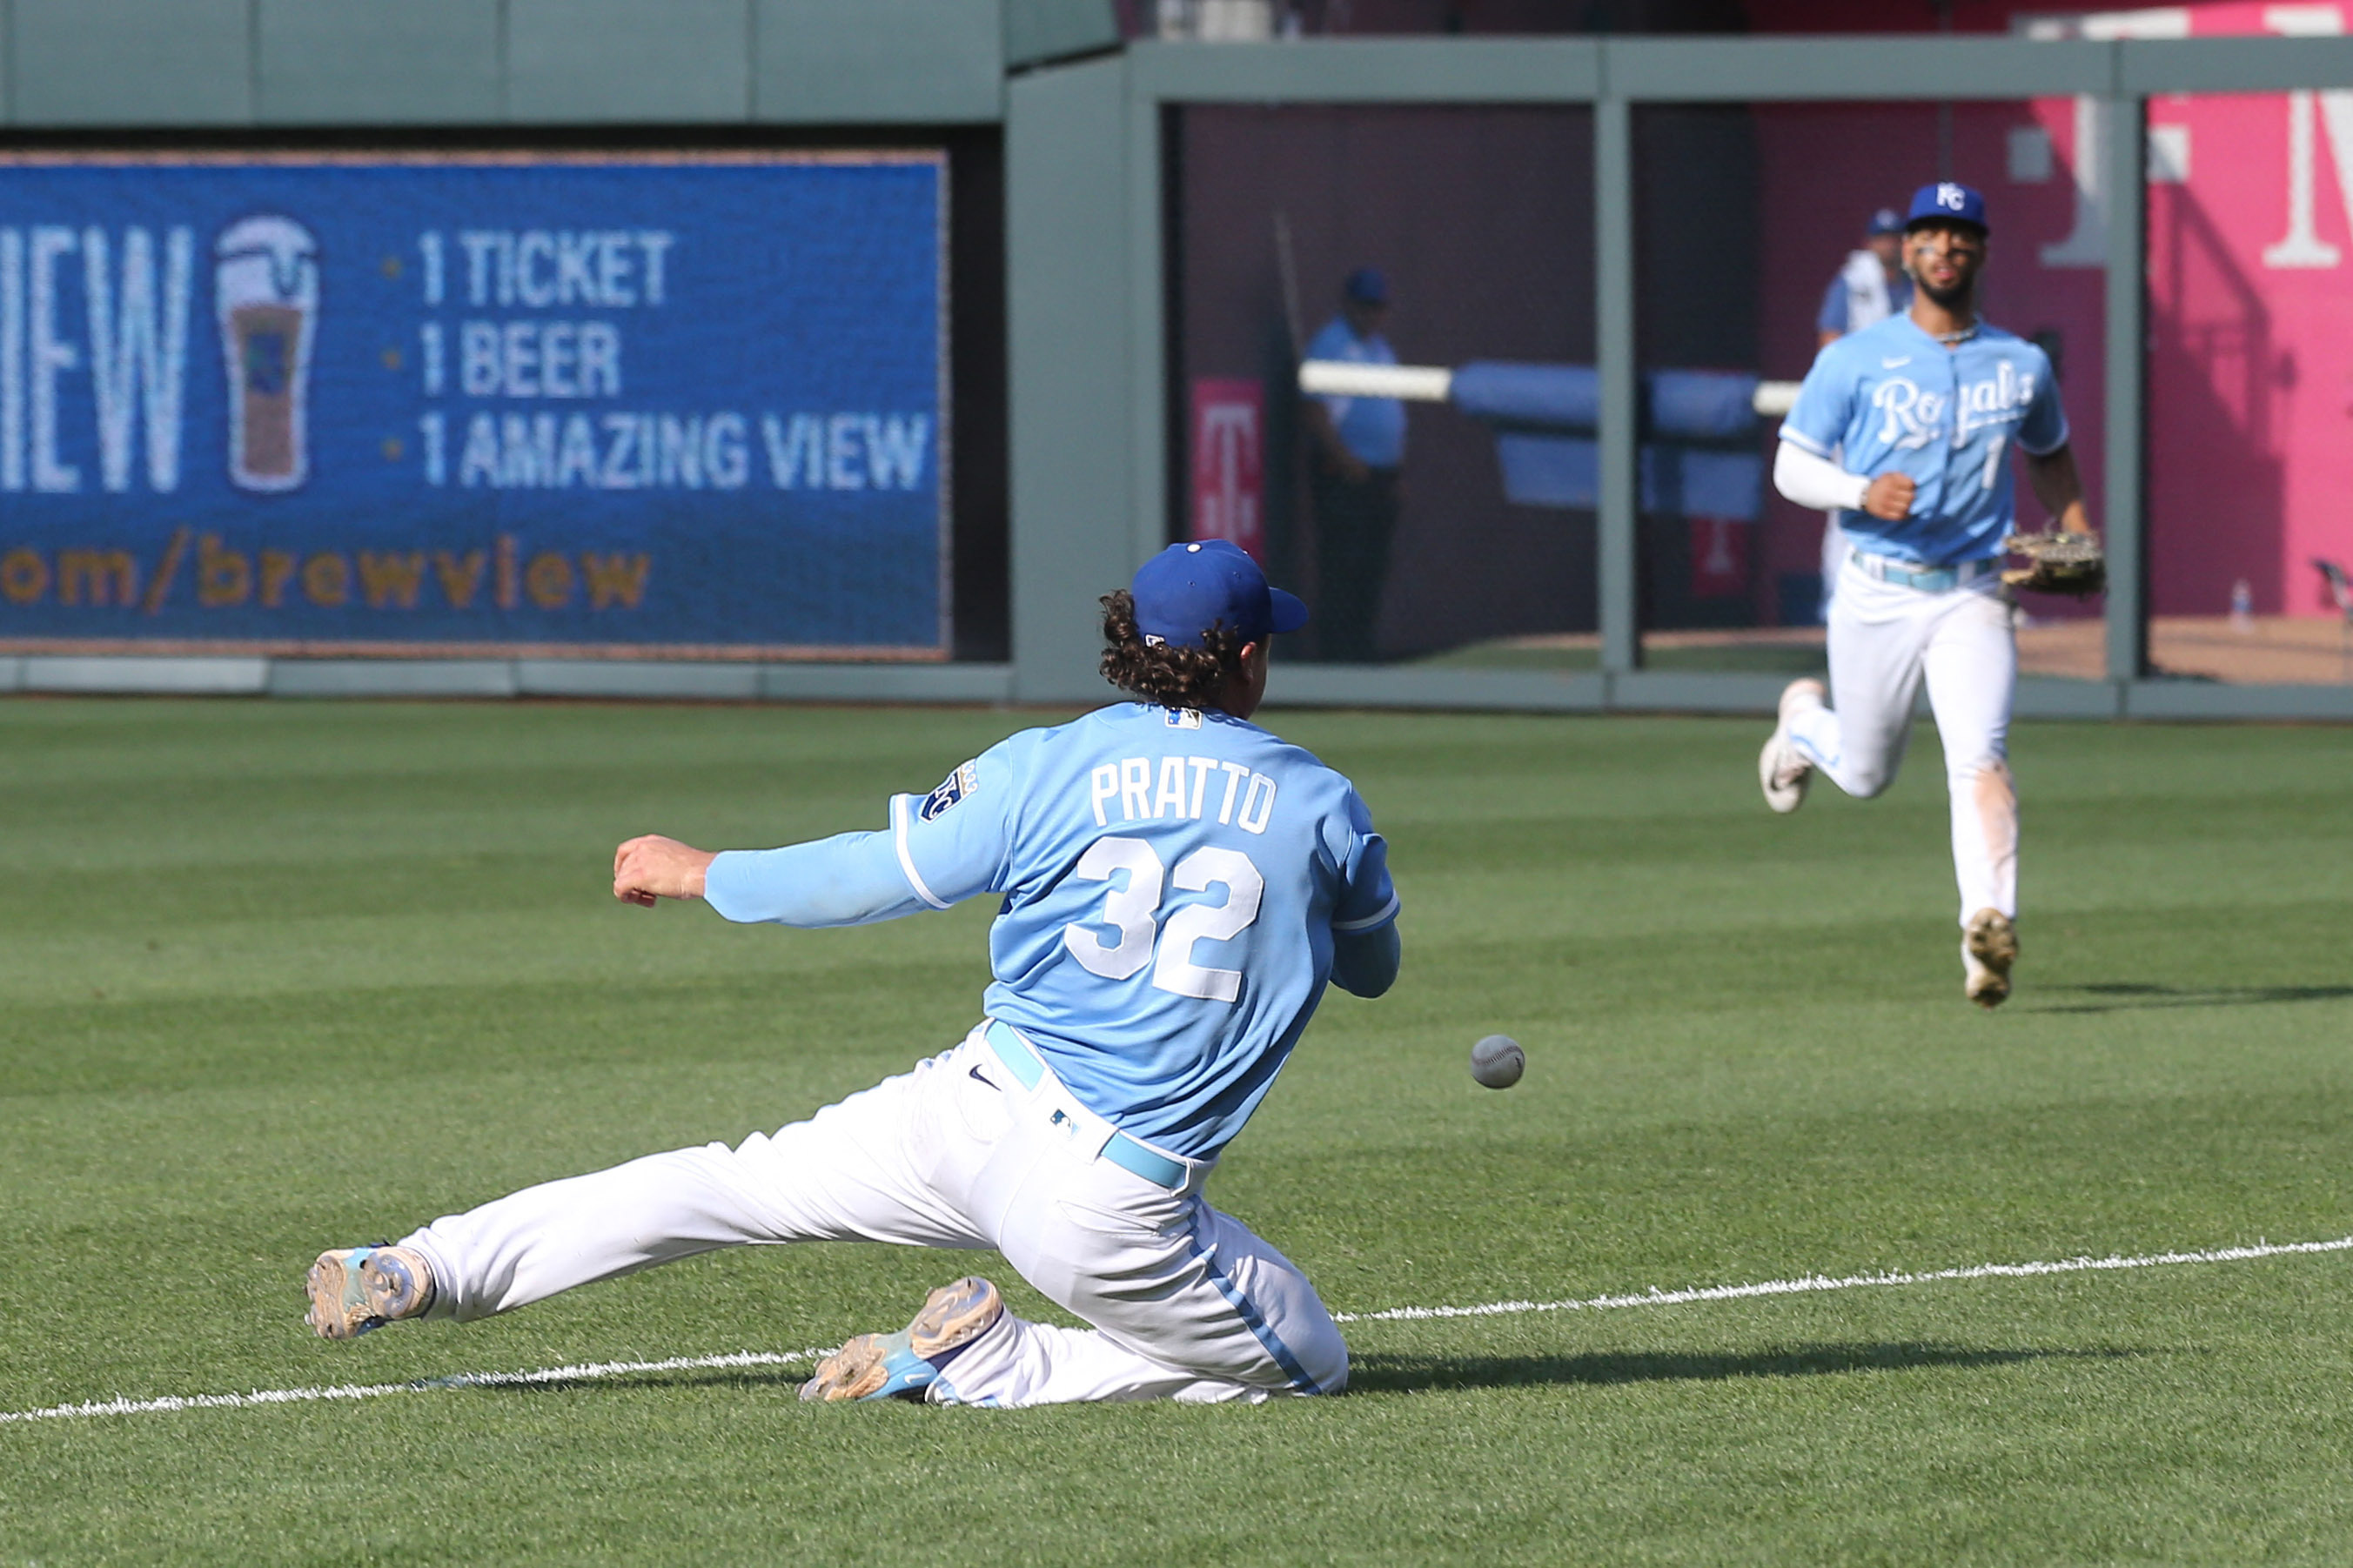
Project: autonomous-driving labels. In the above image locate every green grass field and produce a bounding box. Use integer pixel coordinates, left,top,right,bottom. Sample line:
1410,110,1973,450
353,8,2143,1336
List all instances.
3,698,2350,1564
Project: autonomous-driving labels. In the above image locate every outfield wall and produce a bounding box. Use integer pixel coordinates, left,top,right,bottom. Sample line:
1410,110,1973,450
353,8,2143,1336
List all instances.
0,1,1122,128
2,13,2350,717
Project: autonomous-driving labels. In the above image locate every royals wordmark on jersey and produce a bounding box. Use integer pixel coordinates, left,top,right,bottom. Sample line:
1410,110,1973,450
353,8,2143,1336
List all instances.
1780,313,2069,567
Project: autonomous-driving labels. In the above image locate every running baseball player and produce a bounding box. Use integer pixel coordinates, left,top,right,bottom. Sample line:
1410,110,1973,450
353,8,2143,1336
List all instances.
305,539,1401,1408
1760,181,2097,1008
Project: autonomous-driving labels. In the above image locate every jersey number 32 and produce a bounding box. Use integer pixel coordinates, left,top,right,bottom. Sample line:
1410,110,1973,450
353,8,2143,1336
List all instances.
1062,836,1264,1002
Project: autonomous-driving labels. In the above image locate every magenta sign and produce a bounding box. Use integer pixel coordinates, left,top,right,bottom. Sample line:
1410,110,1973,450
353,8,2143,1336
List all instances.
1190,378,1265,564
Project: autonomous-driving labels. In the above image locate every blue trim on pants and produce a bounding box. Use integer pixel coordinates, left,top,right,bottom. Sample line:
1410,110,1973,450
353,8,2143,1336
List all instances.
1184,1234,1324,1395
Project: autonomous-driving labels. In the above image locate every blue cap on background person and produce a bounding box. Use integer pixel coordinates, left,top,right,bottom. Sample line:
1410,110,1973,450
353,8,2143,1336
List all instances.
1132,540,1310,649
1867,207,1904,236
1906,181,1989,231
1344,266,1389,305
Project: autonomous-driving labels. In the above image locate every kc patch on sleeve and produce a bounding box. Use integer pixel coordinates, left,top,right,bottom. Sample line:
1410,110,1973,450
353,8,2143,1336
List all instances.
921,761,981,821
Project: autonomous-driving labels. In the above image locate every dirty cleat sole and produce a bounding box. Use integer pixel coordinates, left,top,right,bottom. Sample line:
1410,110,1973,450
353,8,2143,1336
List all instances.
798,1333,898,1403
305,1250,367,1340
306,1245,434,1340
801,1277,1005,1404
908,1276,1003,1359
1963,908,2019,1009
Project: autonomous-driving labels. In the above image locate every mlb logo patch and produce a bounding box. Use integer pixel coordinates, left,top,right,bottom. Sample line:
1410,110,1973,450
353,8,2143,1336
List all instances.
920,761,979,821
1164,707,1204,729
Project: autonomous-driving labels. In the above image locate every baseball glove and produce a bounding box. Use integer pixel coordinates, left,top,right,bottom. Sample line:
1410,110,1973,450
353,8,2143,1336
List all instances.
2001,529,2107,598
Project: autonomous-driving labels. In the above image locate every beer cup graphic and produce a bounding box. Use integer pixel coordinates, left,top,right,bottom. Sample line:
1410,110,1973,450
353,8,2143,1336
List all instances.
214,217,319,493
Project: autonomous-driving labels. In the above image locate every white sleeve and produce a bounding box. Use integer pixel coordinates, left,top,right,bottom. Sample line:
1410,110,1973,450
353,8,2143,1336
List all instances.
1773,439,1871,512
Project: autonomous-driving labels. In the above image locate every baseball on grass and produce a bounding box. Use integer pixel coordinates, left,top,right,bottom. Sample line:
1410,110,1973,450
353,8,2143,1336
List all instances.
1469,1035,1525,1089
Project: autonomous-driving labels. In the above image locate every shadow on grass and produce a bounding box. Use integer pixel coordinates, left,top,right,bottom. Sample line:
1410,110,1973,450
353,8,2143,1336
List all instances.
2030,982,2353,1015
1345,1342,2145,1394
446,1344,2149,1403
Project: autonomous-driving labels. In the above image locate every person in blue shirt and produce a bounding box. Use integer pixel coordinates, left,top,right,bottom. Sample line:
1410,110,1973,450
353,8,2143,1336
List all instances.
304,540,1402,1409
1816,206,1914,351
1760,182,2095,1010
1302,265,1406,662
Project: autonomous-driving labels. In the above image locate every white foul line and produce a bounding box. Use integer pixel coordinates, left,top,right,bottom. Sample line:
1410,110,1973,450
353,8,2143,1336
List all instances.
0,1348,837,1428
1329,1233,2353,1323
6,1234,2349,1426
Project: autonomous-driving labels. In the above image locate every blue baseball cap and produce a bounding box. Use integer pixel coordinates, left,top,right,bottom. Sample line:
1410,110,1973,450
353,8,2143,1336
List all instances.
1344,265,1389,305
1906,181,1989,231
1131,540,1309,650
1867,207,1904,236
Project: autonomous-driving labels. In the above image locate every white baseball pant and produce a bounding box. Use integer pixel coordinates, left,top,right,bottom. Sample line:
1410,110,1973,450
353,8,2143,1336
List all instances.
399,1022,1348,1407
1783,555,2019,927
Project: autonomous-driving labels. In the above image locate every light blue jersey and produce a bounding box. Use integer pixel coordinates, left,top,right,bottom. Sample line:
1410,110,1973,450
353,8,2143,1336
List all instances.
1780,313,2069,566
703,703,1398,1160
1306,317,1407,468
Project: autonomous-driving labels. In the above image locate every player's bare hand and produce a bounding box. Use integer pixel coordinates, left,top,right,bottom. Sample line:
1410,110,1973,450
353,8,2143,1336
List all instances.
613,835,715,907
1863,472,1916,520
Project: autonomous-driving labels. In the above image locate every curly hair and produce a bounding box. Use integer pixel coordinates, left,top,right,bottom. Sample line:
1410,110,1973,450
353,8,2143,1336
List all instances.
1097,589,1247,710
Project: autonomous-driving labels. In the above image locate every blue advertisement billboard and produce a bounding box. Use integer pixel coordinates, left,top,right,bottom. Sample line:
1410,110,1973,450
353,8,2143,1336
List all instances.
0,151,948,659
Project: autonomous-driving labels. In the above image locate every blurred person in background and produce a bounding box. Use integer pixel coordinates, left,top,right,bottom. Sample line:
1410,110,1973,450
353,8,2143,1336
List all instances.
1818,207,1912,351
1808,208,1914,620
1302,266,1404,662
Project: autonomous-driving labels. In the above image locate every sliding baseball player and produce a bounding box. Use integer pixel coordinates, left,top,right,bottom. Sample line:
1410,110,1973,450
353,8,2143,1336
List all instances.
305,539,1401,1407
1760,181,2101,1008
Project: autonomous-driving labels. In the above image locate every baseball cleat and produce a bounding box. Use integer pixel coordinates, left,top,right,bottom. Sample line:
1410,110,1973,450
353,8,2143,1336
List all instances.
306,1244,435,1339
1962,908,2019,1009
800,1275,1004,1404
1759,679,1825,814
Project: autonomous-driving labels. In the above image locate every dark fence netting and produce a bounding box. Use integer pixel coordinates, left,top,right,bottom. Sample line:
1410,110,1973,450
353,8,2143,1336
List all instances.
1168,104,1596,666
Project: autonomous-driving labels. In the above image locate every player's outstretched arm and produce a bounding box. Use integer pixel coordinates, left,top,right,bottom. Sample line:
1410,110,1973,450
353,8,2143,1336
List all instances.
2024,444,2093,533
613,834,716,907
1772,440,1916,519
699,829,953,928
1331,923,1401,999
